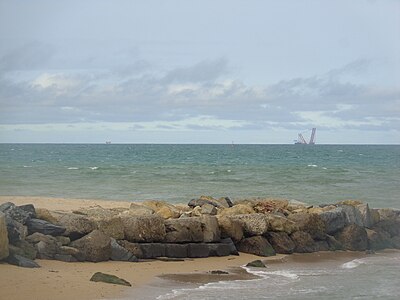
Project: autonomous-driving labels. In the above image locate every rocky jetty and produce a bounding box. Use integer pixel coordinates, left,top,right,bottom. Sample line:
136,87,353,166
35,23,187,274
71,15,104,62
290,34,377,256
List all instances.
0,196,399,268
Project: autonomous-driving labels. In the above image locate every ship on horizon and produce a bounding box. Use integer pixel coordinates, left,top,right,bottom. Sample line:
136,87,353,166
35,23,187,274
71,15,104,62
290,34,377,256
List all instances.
294,128,316,145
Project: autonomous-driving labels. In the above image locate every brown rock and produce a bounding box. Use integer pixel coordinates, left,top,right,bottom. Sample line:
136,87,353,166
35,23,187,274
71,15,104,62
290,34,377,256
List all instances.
216,215,243,242
128,203,154,216
290,231,318,253
164,218,203,243
334,224,368,251
57,213,97,240
121,215,166,242
70,230,111,262
236,236,276,257
95,217,124,240
288,213,326,239
229,214,269,237
219,204,255,216
265,214,298,234
200,215,220,242
142,200,180,219
35,208,58,224
266,232,295,254
0,212,9,260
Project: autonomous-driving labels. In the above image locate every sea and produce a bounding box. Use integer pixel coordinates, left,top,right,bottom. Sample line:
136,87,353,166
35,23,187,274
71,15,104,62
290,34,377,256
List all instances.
1,143,400,299
0,144,399,208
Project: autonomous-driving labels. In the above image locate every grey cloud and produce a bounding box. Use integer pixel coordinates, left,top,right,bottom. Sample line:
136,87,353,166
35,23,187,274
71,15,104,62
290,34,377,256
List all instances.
161,58,229,83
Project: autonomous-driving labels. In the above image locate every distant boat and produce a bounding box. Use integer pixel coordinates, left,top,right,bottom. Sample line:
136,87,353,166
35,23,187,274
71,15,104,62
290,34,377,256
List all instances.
294,128,316,145
105,141,111,144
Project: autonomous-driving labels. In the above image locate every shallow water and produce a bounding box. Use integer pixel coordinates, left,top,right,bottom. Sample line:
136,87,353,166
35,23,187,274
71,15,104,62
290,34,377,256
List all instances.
1,144,399,208
131,251,400,300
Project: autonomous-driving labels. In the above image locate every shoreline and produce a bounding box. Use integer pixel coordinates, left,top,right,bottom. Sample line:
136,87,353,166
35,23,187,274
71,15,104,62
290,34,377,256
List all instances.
1,195,399,299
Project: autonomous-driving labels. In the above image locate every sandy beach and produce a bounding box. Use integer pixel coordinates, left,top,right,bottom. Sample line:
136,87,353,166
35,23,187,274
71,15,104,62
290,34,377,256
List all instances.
0,196,283,300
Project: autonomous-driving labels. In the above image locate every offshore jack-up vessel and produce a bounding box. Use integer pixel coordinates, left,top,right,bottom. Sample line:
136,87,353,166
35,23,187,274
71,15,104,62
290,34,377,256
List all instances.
294,128,316,145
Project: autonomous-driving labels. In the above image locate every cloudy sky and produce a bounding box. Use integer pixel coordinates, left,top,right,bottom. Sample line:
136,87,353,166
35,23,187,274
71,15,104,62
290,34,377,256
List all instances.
0,0,399,144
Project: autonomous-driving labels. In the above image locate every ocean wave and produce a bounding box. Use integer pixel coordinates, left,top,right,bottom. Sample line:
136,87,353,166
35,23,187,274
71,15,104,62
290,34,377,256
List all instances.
67,167,79,170
307,164,318,167
341,259,366,269
23,165,32,168
243,266,299,280
89,167,99,170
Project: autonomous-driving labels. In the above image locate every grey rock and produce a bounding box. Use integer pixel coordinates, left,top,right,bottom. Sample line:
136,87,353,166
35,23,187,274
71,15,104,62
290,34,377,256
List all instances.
220,237,239,255
110,238,138,262
246,260,266,268
54,254,78,262
0,202,31,224
366,228,392,250
236,236,276,257
207,243,231,257
187,243,210,258
216,215,243,243
374,219,400,237
70,230,111,262
18,204,36,219
10,240,37,260
6,254,40,268
319,207,347,234
140,243,166,259
27,218,66,236
340,205,364,227
164,243,188,258
35,240,58,259
90,272,131,286
201,203,217,215
288,213,326,239
6,219,28,244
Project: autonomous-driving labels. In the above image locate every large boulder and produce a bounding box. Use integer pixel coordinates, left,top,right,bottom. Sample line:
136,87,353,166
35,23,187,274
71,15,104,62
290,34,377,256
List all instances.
253,199,289,214
340,205,363,227
290,231,318,253
57,213,97,240
6,254,40,268
266,232,295,254
200,215,220,242
142,200,180,219
288,213,326,239
216,215,243,242
0,212,9,260
187,243,210,258
0,202,31,224
121,215,166,242
164,218,203,243
70,230,111,262
377,208,400,221
6,219,28,244
139,243,166,259
219,204,255,216
8,241,37,260
318,207,347,234
229,214,269,237
94,217,124,240
265,214,298,234
334,224,368,251
26,218,66,236
236,236,276,257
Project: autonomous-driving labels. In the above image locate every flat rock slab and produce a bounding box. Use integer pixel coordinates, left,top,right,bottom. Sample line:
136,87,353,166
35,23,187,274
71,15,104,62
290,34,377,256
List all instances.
6,254,40,268
90,272,131,287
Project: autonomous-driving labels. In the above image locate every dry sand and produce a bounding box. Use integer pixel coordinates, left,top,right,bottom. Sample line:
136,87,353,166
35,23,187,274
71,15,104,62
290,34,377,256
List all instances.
0,196,285,300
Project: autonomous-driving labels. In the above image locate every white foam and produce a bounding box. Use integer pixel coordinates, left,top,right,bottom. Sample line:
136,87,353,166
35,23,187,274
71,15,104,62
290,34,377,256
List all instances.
307,164,318,167
243,266,299,280
67,167,79,170
23,165,32,168
227,169,232,172
89,167,99,170
341,259,365,269
322,167,328,170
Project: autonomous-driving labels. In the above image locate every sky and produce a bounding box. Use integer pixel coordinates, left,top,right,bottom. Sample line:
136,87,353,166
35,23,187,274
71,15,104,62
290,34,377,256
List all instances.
0,0,399,144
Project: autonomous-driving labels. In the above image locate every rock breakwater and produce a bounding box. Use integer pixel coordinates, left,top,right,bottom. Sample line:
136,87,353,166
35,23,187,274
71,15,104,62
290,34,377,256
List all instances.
0,196,399,267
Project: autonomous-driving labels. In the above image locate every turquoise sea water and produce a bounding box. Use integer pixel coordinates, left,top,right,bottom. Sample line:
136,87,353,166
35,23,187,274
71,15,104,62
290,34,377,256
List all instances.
0,144,399,208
